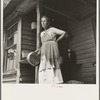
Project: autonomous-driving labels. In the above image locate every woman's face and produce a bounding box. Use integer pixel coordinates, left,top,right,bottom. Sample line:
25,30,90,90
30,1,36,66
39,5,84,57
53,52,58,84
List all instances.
41,17,50,29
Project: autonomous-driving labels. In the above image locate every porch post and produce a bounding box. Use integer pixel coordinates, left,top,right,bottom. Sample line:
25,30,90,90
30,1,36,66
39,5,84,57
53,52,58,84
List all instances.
35,0,42,83
3,29,7,72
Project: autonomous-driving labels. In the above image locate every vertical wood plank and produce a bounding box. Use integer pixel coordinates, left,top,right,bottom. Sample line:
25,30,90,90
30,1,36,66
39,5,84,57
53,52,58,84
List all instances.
35,0,42,83
36,0,42,49
3,29,7,72
91,16,96,44
16,18,22,83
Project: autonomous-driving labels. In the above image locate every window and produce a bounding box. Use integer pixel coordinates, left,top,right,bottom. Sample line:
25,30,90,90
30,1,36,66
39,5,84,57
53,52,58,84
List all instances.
4,23,18,72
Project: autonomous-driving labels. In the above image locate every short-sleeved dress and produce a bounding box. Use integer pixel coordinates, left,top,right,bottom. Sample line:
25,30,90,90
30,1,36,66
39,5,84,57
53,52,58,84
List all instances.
39,27,64,84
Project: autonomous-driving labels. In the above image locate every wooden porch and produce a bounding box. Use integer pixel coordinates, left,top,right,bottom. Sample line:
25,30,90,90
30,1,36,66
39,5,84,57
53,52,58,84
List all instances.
3,0,96,84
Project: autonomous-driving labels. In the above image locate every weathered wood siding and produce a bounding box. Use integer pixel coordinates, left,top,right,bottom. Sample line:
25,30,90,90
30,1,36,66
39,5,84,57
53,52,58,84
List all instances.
19,11,36,83
68,18,96,84
21,15,36,54
3,71,17,83
19,64,35,83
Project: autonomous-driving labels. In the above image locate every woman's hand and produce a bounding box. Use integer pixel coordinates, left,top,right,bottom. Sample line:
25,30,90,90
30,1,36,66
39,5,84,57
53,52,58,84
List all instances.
35,48,41,55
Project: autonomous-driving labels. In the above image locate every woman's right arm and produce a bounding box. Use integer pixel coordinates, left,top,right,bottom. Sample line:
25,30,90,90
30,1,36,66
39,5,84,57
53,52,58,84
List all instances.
35,47,41,55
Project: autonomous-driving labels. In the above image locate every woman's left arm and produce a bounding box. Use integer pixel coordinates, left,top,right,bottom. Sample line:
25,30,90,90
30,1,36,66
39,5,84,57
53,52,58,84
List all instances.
56,31,67,42
52,27,68,42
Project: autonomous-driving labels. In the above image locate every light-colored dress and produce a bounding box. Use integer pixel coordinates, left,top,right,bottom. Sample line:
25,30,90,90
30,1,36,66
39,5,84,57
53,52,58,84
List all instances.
39,27,65,84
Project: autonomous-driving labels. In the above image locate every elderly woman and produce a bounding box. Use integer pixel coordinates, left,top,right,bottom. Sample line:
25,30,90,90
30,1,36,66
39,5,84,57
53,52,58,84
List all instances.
38,16,68,84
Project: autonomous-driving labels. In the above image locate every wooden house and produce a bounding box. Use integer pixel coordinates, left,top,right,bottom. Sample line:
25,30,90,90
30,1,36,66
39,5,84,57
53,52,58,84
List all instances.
3,0,96,84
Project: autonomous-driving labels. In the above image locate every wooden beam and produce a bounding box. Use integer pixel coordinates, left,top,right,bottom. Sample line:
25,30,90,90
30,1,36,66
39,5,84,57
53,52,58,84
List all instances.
79,0,96,8
16,0,37,15
43,5,78,21
35,0,42,83
4,11,20,28
4,0,37,28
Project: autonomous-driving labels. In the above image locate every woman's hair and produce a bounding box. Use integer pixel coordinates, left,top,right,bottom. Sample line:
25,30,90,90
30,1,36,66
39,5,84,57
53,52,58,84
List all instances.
41,16,51,23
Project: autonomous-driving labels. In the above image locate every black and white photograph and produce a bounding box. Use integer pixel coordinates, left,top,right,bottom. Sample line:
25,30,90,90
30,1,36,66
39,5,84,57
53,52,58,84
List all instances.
2,0,99,100
2,0,97,84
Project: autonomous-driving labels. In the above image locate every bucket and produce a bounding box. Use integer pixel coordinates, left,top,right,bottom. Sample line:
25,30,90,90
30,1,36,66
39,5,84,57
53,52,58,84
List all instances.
27,51,40,67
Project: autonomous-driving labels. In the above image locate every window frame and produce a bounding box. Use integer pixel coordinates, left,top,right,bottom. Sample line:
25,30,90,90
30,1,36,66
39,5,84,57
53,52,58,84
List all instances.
3,22,18,72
